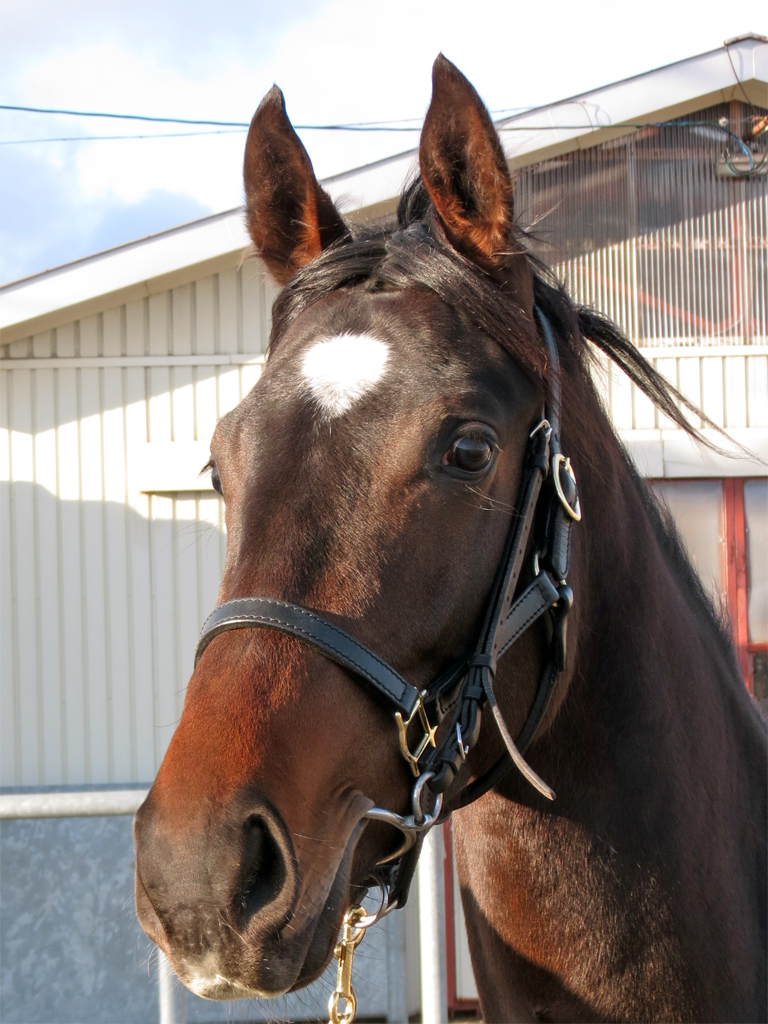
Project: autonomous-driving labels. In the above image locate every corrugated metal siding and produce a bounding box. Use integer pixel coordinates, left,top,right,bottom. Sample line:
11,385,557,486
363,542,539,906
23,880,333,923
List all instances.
2,104,767,789
516,101,768,346
3,341,764,791
588,346,768,431
0,263,279,787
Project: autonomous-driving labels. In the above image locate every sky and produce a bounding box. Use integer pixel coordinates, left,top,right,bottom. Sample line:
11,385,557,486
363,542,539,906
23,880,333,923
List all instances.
1,0,766,284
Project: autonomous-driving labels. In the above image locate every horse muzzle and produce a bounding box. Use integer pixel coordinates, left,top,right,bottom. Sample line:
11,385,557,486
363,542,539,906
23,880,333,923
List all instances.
133,786,375,999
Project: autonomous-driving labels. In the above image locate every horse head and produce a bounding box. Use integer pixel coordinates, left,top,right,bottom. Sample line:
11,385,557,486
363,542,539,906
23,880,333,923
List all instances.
133,55,565,1000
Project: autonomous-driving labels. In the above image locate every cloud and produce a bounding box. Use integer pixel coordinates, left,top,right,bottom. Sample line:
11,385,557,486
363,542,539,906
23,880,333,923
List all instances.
0,143,211,282
0,0,323,79
1,0,766,282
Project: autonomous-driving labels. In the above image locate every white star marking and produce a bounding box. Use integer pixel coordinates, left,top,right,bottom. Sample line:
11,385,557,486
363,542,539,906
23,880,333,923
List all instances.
301,333,389,418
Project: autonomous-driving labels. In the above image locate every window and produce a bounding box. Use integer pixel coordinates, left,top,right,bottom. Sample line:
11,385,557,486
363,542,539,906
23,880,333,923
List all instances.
651,481,724,606
651,478,768,709
745,480,768,708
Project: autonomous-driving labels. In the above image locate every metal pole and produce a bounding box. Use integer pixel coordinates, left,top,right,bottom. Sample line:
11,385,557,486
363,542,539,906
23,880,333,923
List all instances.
0,789,148,818
385,906,408,1023
158,951,185,1024
418,827,448,1024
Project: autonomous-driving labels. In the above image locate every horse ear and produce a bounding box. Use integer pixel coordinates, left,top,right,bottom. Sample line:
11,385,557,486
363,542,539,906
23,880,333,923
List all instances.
243,86,350,284
420,55,516,270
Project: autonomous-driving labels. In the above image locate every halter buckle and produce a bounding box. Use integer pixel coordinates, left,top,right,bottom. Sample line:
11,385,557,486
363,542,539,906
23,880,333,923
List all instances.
395,696,438,777
552,453,582,521
529,418,552,440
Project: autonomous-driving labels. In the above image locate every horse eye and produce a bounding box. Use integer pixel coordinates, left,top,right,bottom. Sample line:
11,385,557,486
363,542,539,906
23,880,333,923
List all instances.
210,463,223,496
444,435,494,473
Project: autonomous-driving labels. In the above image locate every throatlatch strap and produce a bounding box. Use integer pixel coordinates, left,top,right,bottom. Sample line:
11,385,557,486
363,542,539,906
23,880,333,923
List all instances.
195,597,420,719
421,422,555,795
442,310,577,811
492,572,559,660
483,427,550,650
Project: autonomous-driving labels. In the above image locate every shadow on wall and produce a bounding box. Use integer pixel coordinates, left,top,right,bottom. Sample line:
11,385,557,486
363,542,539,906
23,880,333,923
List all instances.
1,482,225,789
0,359,227,424
0,477,399,1021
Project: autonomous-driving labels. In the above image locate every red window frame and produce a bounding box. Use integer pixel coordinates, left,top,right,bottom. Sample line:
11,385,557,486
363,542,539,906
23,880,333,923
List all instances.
722,478,766,694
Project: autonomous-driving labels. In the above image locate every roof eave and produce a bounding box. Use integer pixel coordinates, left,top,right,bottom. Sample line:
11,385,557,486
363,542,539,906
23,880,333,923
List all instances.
2,36,766,344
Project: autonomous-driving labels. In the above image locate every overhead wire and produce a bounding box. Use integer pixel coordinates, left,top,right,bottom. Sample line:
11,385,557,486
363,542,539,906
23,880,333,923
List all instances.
0,103,251,127
0,120,763,143
0,101,532,128
0,129,247,144
0,103,765,177
0,102,434,132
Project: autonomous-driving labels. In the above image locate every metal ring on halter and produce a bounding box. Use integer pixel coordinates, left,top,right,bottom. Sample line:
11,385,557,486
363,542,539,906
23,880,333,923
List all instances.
411,770,437,823
362,816,418,863
552,453,582,521
529,418,552,440
363,805,439,834
353,874,398,929
363,771,443,864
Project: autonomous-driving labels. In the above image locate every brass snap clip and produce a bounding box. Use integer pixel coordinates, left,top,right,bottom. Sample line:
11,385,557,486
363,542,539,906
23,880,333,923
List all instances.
328,906,366,1024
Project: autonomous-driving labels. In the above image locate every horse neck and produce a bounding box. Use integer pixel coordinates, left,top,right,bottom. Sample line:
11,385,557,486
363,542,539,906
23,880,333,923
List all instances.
553,368,757,786
566,385,740,739
455,357,766,1022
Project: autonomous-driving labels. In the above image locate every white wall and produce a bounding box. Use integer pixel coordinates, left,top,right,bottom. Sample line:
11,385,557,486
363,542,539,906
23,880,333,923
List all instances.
1,250,766,789
0,259,279,787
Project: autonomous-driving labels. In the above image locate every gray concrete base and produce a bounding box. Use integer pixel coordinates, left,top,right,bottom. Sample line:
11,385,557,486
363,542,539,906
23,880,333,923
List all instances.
1,800,400,1024
1,814,156,1024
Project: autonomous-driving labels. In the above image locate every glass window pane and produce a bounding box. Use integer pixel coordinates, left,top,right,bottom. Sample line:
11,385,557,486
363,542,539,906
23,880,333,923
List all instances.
651,481,724,606
745,480,768,644
751,652,767,714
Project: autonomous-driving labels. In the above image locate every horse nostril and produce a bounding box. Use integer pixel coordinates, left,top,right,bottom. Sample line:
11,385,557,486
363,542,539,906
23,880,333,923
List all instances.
239,813,288,927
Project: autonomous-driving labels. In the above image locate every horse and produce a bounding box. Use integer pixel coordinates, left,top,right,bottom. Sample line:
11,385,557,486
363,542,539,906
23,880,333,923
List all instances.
133,55,767,1022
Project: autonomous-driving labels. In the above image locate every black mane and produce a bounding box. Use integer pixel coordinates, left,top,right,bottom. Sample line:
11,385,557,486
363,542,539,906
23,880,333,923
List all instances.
272,176,724,446
266,174,740,674
269,214,544,379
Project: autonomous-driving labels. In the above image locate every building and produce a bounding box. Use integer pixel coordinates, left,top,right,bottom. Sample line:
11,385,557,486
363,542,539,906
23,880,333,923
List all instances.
1,34,766,1023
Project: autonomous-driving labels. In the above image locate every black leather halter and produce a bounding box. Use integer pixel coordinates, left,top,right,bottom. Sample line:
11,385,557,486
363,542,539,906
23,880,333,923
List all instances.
194,307,580,909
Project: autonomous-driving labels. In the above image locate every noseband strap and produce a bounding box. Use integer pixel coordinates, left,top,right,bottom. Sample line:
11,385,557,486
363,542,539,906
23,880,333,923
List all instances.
193,307,580,910
196,598,420,719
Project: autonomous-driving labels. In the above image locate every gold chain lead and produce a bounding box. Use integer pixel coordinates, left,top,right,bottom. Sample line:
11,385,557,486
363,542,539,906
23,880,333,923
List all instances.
328,906,367,1024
